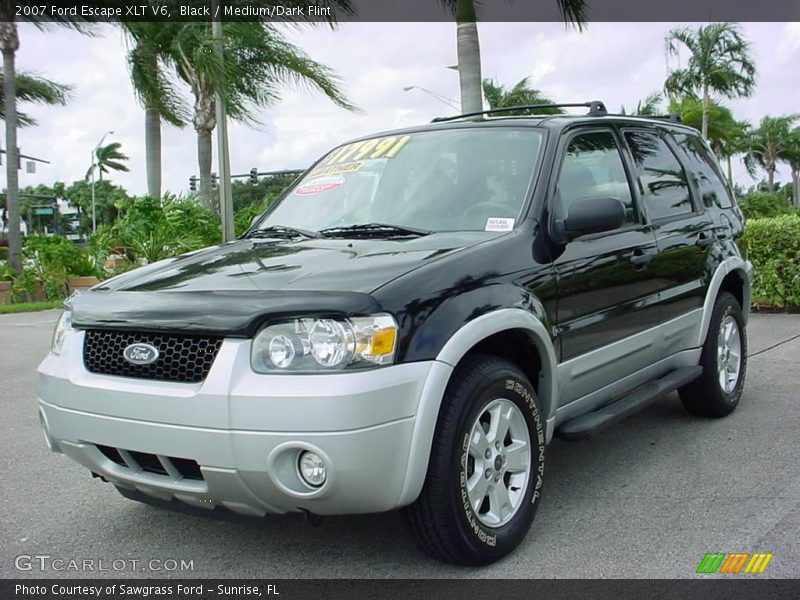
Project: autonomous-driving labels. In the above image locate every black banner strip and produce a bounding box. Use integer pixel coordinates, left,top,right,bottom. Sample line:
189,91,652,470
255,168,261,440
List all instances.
3,579,800,600
9,0,800,23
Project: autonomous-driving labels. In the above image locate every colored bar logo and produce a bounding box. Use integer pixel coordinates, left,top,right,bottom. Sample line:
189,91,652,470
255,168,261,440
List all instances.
697,552,773,574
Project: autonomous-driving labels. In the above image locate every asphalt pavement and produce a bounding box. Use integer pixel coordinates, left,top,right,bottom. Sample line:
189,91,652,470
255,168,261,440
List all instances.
1,310,798,578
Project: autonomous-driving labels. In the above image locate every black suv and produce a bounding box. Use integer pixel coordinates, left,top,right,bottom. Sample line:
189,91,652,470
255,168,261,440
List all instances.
39,101,751,566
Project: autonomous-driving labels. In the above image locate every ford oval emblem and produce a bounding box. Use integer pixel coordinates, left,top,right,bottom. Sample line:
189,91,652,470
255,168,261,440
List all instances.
123,343,160,366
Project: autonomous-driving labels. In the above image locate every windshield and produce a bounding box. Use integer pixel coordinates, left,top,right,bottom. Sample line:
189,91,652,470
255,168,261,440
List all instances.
255,127,544,235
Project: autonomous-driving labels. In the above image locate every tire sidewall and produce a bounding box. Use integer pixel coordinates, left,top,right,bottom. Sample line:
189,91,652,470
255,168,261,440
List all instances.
449,367,545,560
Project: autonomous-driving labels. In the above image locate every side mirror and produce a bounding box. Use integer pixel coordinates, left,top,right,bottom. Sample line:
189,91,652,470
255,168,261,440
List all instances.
563,196,626,240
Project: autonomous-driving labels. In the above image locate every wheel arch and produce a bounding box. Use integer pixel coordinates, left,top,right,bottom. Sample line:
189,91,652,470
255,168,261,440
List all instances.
697,256,752,347
396,308,558,507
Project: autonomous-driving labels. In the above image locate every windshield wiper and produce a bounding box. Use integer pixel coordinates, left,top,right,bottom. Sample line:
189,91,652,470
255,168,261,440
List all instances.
318,223,432,239
245,225,323,240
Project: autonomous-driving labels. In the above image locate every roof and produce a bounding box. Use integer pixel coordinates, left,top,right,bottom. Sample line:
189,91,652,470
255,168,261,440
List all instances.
347,103,699,144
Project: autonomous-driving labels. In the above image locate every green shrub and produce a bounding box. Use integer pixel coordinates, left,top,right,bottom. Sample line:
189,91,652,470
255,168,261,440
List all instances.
11,264,67,302
109,195,221,264
0,262,13,282
738,192,798,220
742,214,800,308
0,246,8,261
234,192,280,237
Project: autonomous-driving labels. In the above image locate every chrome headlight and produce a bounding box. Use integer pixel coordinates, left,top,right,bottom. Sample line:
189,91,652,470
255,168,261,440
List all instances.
251,314,398,373
51,310,72,355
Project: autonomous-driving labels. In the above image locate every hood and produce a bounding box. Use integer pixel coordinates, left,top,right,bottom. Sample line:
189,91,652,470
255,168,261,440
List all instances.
69,232,491,336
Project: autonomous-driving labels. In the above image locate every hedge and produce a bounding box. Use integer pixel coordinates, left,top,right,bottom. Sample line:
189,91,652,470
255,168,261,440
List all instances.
742,214,800,309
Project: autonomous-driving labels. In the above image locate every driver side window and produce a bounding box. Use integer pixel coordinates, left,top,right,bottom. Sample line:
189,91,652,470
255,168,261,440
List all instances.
556,130,638,226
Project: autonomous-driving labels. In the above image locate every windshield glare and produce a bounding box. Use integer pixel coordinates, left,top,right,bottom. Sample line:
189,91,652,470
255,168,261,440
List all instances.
258,127,544,235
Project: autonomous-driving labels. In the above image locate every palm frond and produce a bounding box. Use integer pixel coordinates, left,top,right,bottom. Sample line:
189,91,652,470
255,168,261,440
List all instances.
0,69,72,126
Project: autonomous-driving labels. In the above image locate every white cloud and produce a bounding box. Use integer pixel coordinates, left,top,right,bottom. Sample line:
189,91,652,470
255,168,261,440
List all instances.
2,21,798,197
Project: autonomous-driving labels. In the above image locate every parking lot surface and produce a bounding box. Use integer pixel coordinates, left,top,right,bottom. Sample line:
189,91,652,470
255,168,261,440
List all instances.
1,310,798,578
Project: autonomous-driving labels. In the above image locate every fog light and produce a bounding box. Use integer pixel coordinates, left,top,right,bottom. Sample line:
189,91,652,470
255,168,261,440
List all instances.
298,451,327,488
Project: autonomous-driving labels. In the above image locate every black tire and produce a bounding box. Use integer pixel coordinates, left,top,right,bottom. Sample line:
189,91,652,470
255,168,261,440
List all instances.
679,292,747,418
404,354,545,565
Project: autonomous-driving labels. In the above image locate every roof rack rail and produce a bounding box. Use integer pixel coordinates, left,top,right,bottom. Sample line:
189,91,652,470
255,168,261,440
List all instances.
430,100,608,123
646,113,683,123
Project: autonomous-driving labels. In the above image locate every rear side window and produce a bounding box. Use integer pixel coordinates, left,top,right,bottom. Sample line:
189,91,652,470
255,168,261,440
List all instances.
672,132,734,209
624,130,694,221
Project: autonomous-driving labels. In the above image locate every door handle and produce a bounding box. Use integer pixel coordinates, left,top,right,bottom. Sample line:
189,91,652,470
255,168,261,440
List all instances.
627,248,655,268
696,233,714,247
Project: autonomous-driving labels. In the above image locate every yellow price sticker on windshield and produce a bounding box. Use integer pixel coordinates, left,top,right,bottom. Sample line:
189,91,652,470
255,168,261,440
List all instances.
322,135,411,166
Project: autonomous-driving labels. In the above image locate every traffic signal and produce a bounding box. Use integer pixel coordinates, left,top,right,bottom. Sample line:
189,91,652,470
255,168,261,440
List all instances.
211,173,219,190
189,176,197,192
249,167,258,186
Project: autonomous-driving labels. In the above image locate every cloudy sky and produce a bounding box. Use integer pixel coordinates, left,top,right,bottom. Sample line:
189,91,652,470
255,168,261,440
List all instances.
5,21,799,197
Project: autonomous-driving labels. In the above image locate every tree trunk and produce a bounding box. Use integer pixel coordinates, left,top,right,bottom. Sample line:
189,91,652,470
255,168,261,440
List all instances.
455,0,481,114
767,167,775,193
197,128,214,210
701,85,709,139
145,106,161,200
193,89,216,209
0,20,21,277
793,168,799,207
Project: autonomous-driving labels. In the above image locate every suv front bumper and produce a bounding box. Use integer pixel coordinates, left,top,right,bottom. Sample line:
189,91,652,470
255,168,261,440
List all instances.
37,329,452,516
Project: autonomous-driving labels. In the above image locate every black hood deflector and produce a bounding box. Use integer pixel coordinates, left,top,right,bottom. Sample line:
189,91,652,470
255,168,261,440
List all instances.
68,289,382,337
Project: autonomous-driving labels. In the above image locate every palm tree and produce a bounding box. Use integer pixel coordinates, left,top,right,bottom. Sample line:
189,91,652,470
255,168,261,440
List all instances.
482,77,563,115
620,92,663,116
664,22,756,139
784,128,800,207
123,22,189,200
670,96,750,183
164,22,353,208
0,8,91,276
86,142,130,182
0,70,72,126
744,115,800,193
443,0,586,114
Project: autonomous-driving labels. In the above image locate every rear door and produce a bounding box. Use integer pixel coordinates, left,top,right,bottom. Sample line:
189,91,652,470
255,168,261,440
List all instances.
620,128,714,354
551,127,661,405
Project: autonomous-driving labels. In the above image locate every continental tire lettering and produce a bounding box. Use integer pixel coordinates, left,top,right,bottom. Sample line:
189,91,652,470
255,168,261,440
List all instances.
505,379,545,506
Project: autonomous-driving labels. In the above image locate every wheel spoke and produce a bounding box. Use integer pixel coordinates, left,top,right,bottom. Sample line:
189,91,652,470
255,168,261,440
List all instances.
467,471,489,512
488,482,512,522
499,405,515,444
504,440,530,473
468,427,489,459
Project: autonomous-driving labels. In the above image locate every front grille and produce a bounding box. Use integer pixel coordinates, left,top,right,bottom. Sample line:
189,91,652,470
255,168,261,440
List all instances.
95,444,204,481
83,329,223,383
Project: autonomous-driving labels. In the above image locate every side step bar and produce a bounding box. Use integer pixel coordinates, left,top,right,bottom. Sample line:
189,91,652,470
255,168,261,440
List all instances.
557,366,703,440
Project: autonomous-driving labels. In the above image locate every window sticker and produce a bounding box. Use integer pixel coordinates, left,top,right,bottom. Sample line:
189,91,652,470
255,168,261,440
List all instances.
293,175,345,196
485,217,515,232
309,161,363,178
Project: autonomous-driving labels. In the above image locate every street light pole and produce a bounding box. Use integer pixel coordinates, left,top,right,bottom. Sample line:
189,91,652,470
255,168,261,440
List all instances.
403,86,460,110
90,130,113,234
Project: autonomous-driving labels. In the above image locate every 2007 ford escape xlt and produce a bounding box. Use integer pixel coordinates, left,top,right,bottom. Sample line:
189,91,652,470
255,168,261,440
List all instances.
38,101,751,565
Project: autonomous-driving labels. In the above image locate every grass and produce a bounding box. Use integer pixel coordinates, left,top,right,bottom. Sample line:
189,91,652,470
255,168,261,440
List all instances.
0,300,64,314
